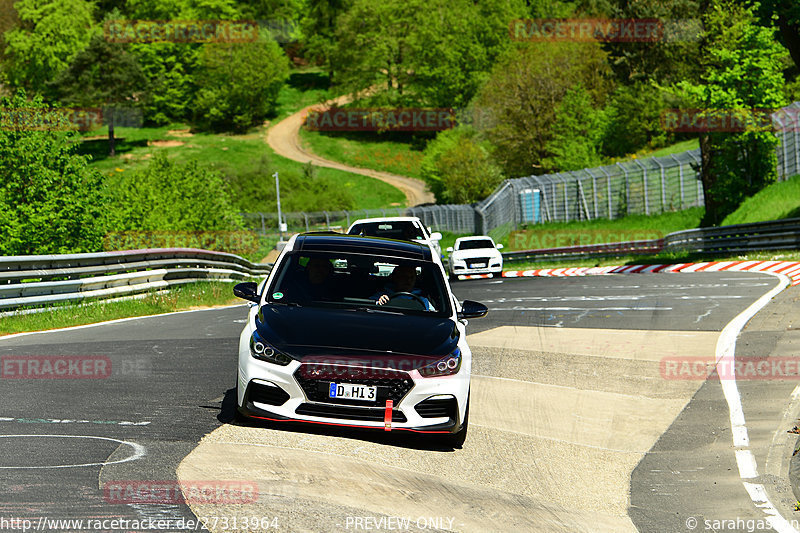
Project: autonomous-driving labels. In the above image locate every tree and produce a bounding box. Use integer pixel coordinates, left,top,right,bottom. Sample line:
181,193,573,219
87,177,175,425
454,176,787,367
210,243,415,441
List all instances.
52,33,146,156
301,0,351,79
193,31,289,132
420,127,504,204
754,0,800,73
2,0,97,96
601,82,676,157
331,0,526,108
543,85,608,171
679,0,787,225
601,0,704,85
475,41,612,178
0,91,105,255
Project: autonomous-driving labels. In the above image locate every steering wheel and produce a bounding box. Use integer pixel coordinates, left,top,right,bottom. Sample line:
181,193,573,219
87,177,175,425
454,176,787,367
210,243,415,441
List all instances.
387,291,427,307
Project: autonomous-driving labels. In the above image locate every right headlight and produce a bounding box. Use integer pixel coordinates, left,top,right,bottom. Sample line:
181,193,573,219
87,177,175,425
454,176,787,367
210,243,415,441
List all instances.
249,331,292,366
418,348,461,377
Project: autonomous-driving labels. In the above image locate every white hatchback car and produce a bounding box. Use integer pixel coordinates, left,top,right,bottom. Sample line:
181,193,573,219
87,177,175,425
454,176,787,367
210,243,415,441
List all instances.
346,217,443,260
233,232,488,447
447,236,504,279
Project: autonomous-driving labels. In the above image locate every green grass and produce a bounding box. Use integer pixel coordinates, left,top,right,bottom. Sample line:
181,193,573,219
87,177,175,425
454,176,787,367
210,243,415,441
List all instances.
77,70,405,212
504,207,704,250
79,125,405,211
645,139,699,158
721,174,800,225
298,128,429,178
0,282,246,336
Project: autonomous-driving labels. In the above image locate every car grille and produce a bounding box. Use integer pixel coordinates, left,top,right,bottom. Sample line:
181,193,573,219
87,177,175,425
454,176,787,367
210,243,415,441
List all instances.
414,397,458,419
465,257,490,268
247,381,290,406
295,403,407,423
294,364,414,407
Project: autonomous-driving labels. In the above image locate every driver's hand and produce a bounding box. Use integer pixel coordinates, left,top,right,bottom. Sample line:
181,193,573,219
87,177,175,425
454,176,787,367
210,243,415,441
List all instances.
377,294,389,305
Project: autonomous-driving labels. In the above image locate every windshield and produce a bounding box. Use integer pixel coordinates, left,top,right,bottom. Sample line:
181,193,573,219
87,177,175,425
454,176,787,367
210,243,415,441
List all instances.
457,239,495,251
267,251,451,316
347,221,426,242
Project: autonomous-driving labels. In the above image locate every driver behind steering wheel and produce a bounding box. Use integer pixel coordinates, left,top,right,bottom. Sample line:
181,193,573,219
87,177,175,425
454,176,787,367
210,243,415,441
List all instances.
372,264,434,310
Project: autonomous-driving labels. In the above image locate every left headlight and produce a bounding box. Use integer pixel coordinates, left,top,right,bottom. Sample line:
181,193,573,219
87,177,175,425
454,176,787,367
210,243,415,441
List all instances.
419,348,461,377
250,331,292,366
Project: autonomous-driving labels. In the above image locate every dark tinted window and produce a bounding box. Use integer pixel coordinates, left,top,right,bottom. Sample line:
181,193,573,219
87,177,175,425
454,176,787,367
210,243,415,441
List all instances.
348,222,425,242
457,239,495,251
267,251,450,316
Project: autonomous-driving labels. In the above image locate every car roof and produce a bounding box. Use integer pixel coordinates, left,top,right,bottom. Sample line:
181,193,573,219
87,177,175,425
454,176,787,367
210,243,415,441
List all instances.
456,235,494,242
292,232,433,261
348,217,422,225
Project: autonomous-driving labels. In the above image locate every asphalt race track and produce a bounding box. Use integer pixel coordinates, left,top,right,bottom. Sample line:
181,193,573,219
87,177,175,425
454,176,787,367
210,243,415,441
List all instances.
2,271,799,532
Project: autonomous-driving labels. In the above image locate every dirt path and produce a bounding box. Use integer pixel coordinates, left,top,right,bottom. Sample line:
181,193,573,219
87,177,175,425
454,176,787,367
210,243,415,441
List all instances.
265,96,435,207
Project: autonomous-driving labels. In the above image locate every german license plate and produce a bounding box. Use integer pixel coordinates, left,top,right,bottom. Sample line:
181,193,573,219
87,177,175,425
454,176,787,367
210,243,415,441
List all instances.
472,263,486,268
329,383,377,401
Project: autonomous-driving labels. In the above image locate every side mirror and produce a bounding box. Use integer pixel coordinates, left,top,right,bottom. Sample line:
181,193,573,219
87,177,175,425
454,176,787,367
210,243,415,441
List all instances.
233,282,259,303
458,300,488,320
430,232,442,241
496,243,504,249
446,246,454,252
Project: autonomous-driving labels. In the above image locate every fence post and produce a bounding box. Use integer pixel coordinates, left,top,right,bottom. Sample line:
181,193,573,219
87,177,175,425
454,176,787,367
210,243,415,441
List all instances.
324,211,330,230
303,213,309,232
585,169,599,219
616,162,630,215
653,157,666,212
596,166,613,219
260,212,265,235
670,154,684,208
632,159,649,215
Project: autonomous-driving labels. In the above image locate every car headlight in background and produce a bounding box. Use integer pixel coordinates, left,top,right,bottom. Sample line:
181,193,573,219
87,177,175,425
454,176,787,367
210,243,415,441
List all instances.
250,331,292,366
419,348,461,377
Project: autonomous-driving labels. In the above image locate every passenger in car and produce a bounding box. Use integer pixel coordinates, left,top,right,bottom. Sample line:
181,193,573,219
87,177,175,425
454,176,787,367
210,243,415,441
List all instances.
372,264,434,310
295,256,337,302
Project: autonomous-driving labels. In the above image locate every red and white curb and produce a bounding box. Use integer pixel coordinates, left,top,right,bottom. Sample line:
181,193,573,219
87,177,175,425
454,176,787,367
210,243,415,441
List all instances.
502,260,800,286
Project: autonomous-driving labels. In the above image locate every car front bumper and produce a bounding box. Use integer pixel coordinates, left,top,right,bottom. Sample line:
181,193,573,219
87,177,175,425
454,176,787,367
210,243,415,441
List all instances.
237,356,469,435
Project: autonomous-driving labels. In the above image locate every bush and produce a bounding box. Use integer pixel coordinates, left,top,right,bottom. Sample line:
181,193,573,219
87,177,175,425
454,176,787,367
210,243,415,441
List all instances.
192,33,289,132
0,91,105,255
104,152,244,231
420,127,504,204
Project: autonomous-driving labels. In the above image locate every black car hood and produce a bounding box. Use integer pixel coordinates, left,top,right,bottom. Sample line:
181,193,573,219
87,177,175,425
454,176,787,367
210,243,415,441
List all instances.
255,304,459,360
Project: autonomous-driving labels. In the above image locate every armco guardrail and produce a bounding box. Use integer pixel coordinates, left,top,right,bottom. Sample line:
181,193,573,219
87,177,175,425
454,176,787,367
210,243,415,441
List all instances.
503,239,666,264
0,248,272,311
503,218,800,263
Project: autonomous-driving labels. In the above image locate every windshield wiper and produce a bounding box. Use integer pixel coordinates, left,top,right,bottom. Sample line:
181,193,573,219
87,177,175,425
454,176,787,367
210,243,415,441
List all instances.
353,306,401,315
